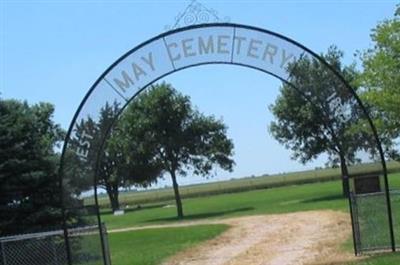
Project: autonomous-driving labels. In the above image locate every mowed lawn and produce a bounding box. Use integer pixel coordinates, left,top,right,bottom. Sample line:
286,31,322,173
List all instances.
103,173,400,229
109,225,228,265
105,173,400,264
102,180,347,230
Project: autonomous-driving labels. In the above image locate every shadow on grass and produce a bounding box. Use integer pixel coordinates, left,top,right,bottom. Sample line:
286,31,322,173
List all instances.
146,207,255,223
101,203,169,215
301,194,345,204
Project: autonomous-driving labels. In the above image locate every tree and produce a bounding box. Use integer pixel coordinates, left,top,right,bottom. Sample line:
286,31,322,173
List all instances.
95,102,127,212
120,83,235,218
359,6,400,160
269,47,363,197
98,102,163,212
74,102,162,212
0,99,65,235
102,131,163,211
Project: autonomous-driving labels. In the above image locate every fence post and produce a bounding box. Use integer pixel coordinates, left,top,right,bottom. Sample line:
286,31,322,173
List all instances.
101,224,112,265
52,237,58,265
61,208,72,265
1,242,7,265
348,192,359,256
383,174,396,252
94,198,111,265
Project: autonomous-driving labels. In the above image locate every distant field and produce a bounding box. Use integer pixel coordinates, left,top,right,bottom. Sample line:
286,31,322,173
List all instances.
87,161,400,209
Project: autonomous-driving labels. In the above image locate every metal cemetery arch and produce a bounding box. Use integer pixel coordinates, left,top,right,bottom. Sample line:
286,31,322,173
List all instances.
59,23,395,264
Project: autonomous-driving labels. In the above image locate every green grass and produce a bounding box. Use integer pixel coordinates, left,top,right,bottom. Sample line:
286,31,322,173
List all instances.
104,173,400,265
108,224,228,265
102,173,400,230
102,179,349,230
102,170,400,229
89,161,400,209
348,253,400,265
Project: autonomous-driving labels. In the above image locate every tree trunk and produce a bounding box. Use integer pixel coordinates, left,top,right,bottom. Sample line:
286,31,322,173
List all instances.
339,153,350,198
170,170,184,219
106,184,120,212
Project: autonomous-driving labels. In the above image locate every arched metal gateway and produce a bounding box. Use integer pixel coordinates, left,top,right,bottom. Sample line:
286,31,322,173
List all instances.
59,23,396,264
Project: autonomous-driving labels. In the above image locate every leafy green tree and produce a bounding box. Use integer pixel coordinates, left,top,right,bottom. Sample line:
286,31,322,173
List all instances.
93,103,124,212
102,134,162,211
359,6,400,160
99,103,163,211
269,47,363,197
74,102,162,212
120,83,235,218
0,99,65,235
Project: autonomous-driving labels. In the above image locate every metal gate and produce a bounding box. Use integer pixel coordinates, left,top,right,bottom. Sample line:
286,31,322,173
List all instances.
350,176,399,255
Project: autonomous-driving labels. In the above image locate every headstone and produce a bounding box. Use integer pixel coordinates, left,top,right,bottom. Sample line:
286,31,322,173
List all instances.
113,209,125,216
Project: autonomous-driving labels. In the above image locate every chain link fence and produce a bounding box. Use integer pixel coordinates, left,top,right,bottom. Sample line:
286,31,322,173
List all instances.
0,224,111,265
350,190,400,254
351,192,391,253
391,190,400,250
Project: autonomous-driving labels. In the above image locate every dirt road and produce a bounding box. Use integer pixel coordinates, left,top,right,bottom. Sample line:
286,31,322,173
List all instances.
109,210,359,265
163,211,357,265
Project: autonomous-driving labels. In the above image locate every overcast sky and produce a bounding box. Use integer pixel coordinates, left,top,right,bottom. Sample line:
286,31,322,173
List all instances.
1,0,397,186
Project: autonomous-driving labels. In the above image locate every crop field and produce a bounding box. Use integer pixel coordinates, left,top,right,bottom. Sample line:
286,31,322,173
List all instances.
102,169,400,265
89,161,400,209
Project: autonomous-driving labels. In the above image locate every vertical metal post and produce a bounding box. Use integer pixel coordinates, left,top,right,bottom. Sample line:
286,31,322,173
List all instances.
102,224,112,265
58,142,73,265
348,191,359,256
94,152,111,265
382,171,396,252
95,204,109,265
61,208,73,265
52,237,58,265
1,242,7,265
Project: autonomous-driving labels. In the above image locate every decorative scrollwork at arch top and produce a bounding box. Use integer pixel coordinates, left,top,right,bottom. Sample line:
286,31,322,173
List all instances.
164,0,230,31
